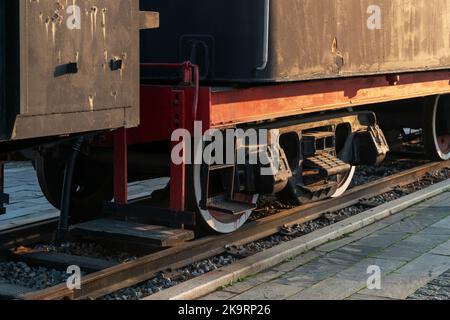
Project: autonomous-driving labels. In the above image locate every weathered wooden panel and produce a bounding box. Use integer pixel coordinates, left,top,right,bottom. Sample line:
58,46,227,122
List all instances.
273,0,450,80
142,0,450,83
1,0,141,142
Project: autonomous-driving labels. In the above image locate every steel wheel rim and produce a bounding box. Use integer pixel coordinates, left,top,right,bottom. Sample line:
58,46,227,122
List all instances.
432,96,450,160
330,166,356,198
193,164,257,234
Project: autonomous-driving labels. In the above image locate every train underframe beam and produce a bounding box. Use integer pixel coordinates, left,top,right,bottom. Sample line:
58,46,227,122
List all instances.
32,69,450,234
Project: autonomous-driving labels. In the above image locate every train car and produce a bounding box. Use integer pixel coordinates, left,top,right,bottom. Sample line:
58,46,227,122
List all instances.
141,0,450,83
30,0,450,235
0,0,159,217
0,0,142,152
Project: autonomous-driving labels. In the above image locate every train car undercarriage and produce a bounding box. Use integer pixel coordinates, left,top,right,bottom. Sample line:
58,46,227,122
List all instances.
29,68,450,234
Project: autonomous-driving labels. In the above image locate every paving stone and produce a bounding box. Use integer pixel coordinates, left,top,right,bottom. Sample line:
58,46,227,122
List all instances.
359,254,450,299
418,226,450,236
199,290,237,300
230,282,302,300
221,278,264,294
335,258,405,282
318,249,367,267
358,275,433,299
417,194,450,205
251,270,284,283
335,243,382,259
373,244,430,262
408,269,450,300
396,253,450,277
349,230,408,249
429,216,450,229
346,293,397,300
430,240,450,256
380,218,431,234
287,277,363,300
415,202,450,210
376,210,422,226
272,251,323,272
315,236,357,253
316,213,422,254
276,260,349,287
373,232,450,262
410,213,450,228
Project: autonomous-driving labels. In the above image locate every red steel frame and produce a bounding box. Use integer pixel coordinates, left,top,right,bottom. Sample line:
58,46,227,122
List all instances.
170,90,187,211
114,69,450,211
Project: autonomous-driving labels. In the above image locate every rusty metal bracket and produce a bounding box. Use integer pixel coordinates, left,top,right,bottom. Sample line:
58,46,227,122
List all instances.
140,11,160,30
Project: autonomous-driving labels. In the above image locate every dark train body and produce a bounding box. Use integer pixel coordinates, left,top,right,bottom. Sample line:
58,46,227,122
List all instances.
141,0,450,83
0,1,449,235
0,0,140,146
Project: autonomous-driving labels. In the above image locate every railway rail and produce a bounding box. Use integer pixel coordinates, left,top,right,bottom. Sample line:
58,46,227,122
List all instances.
0,160,445,300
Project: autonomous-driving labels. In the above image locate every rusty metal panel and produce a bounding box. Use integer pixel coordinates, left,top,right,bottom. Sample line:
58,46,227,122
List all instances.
1,0,140,142
142,0,450,83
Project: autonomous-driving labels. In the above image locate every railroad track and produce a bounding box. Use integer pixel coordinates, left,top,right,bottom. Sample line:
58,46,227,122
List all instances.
3,160,444,300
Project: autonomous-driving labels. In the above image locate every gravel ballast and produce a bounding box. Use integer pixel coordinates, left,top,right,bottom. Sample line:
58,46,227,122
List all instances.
0,162,448,300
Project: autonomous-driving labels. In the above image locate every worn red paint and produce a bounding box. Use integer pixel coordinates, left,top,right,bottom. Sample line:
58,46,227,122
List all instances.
170,91,187,212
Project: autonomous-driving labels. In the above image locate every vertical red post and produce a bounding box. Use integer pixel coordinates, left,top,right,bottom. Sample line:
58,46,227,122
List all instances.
114,128,128,205
170,90,186,212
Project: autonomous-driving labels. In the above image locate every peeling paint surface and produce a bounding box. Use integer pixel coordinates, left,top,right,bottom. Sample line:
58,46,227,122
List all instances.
5,0,140,140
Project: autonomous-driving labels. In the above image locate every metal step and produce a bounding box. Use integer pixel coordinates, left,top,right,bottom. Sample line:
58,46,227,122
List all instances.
207,196,256,216
70,219,195,248
299,181,337,193
304,153,351,177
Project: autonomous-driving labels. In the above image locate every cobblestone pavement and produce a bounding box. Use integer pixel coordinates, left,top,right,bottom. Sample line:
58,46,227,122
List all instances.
0,162,168,231
200,191,450,300
409,269,450,300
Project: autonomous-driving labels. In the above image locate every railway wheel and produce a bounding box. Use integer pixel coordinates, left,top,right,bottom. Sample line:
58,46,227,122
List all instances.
188,164,258,234
35,152,113,222
330,166,356,198
424,95,450,161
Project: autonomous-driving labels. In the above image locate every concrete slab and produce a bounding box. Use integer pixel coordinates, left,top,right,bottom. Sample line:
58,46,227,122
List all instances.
278,261,350,287
430,240,450,256
219,278,263,294
346,293,397,300
429,216,450,230
359,253,450,299
230,282,301,300
373,233,450,262
335,243,382,259
335,258,405,282
349,230,408,250
272,251,323,273
199,290,237,300
251,270,284,283
287,277,363,300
